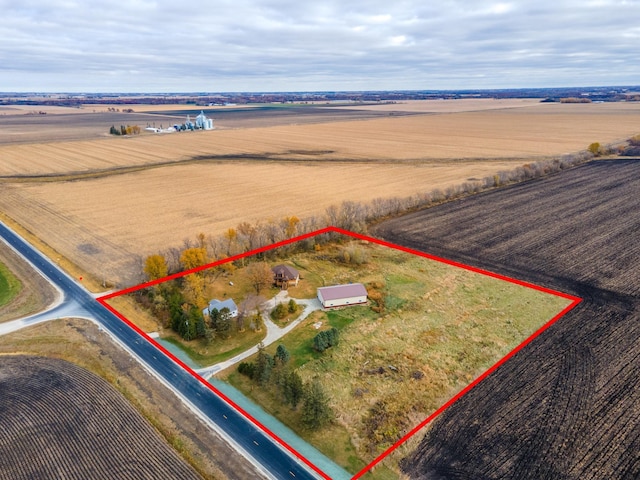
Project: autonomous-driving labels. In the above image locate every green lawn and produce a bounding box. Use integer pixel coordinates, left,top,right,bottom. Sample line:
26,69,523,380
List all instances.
0,261,22,308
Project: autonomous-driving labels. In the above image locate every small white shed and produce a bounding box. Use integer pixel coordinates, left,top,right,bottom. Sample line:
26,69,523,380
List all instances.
317,283,368,309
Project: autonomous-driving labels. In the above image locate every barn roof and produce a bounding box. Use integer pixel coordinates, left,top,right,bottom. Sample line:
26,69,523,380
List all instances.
318,283,367,301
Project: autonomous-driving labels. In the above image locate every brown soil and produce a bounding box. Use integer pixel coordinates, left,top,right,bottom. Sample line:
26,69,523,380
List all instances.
0,355,202,480
0,320,266,480
374,159,640,479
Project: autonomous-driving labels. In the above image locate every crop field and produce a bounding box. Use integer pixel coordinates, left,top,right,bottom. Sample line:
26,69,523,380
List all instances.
0,159,522,286
0,320,263,480
1,101,640,176
0,355,201,480
373,159,640,478
1,101,638,287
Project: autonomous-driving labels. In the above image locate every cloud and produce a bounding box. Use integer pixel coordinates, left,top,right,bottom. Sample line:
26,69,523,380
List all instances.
1,0,639,91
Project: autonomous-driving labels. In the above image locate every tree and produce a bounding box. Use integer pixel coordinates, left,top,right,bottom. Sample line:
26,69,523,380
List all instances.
301,379,332,430
272,302,288,320
588,142,602,156
274,344,290,365
246,261,274,295
283,216,300,238
282,370,304,408
180,247,208,271
255,345,274,386
144,254,168,281
216,307,232,338
287,299,298,314
313,328,339,352
182,273,206,308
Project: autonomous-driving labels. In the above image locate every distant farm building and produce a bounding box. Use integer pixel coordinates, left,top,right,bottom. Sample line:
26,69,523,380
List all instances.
317,283,368,309
202,298,238,318
272,264,300,289
195,111,214,130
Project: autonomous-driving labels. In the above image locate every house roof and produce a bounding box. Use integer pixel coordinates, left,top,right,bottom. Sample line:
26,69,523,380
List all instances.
318,283,367,301
207,298,237,312
271,264,299,280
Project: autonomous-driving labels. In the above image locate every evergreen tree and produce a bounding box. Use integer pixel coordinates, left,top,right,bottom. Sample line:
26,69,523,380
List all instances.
301,379,332,430
283,370,304,408
313,330,330,352
254,344,273,386
274,344,290,365
208,308,220,330
216,307,232,338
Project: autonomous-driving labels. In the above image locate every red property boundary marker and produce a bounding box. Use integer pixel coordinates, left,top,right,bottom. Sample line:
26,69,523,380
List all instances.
98,226,582,479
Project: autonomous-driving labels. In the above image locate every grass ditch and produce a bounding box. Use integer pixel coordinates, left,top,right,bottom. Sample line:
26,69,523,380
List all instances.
0,261,22,307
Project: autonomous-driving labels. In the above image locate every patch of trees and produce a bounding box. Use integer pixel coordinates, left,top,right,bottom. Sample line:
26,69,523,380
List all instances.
110,124,140,136
336,244,369,265
618,134,640,156
560,97,592,103
271,299,298,321
238,344,333,430
142,151,596,285
312,328,339,352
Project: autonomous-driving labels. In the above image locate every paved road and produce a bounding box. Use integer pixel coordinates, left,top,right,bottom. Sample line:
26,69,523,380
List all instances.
0,221,324,480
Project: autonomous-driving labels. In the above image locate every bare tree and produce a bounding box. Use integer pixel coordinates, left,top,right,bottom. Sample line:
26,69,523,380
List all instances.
246,262,274,295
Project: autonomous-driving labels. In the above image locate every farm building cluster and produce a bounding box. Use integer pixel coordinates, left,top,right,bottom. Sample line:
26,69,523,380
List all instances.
145,111,214,134
202,263,368,320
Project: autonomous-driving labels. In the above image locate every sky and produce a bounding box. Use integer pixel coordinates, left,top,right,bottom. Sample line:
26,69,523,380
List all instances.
1,0,639,92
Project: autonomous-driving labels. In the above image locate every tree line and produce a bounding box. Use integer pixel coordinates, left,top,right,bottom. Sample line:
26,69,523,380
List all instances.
141,150,597,284
238,343,333,431
110,124,141,136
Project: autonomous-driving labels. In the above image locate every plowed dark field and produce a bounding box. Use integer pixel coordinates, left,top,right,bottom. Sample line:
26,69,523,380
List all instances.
0,356,201,480
373,159,640,479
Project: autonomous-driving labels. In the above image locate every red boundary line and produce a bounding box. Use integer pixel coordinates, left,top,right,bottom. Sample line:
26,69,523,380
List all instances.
98,226,582,479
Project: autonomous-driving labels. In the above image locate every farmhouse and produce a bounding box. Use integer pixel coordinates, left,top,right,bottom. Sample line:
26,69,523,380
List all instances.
272,264,300,289
317,283,368,309
202,298,238,318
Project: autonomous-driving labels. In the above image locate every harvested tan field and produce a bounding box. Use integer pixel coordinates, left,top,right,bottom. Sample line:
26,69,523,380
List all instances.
0,159,522,286
2,102,639,177
335,98,542,113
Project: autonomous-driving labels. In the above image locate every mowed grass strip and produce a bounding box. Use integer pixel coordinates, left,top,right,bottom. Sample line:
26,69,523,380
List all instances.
220,241,572,476
0,261,22,307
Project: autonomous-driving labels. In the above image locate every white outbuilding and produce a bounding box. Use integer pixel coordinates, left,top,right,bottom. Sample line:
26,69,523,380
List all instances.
317,283,368,309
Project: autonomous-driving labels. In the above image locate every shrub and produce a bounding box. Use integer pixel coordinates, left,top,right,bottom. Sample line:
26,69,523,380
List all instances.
272,302,288,320
287,299,298,313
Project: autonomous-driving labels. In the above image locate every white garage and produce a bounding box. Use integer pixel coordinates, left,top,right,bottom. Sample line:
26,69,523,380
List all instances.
317,283,368,309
